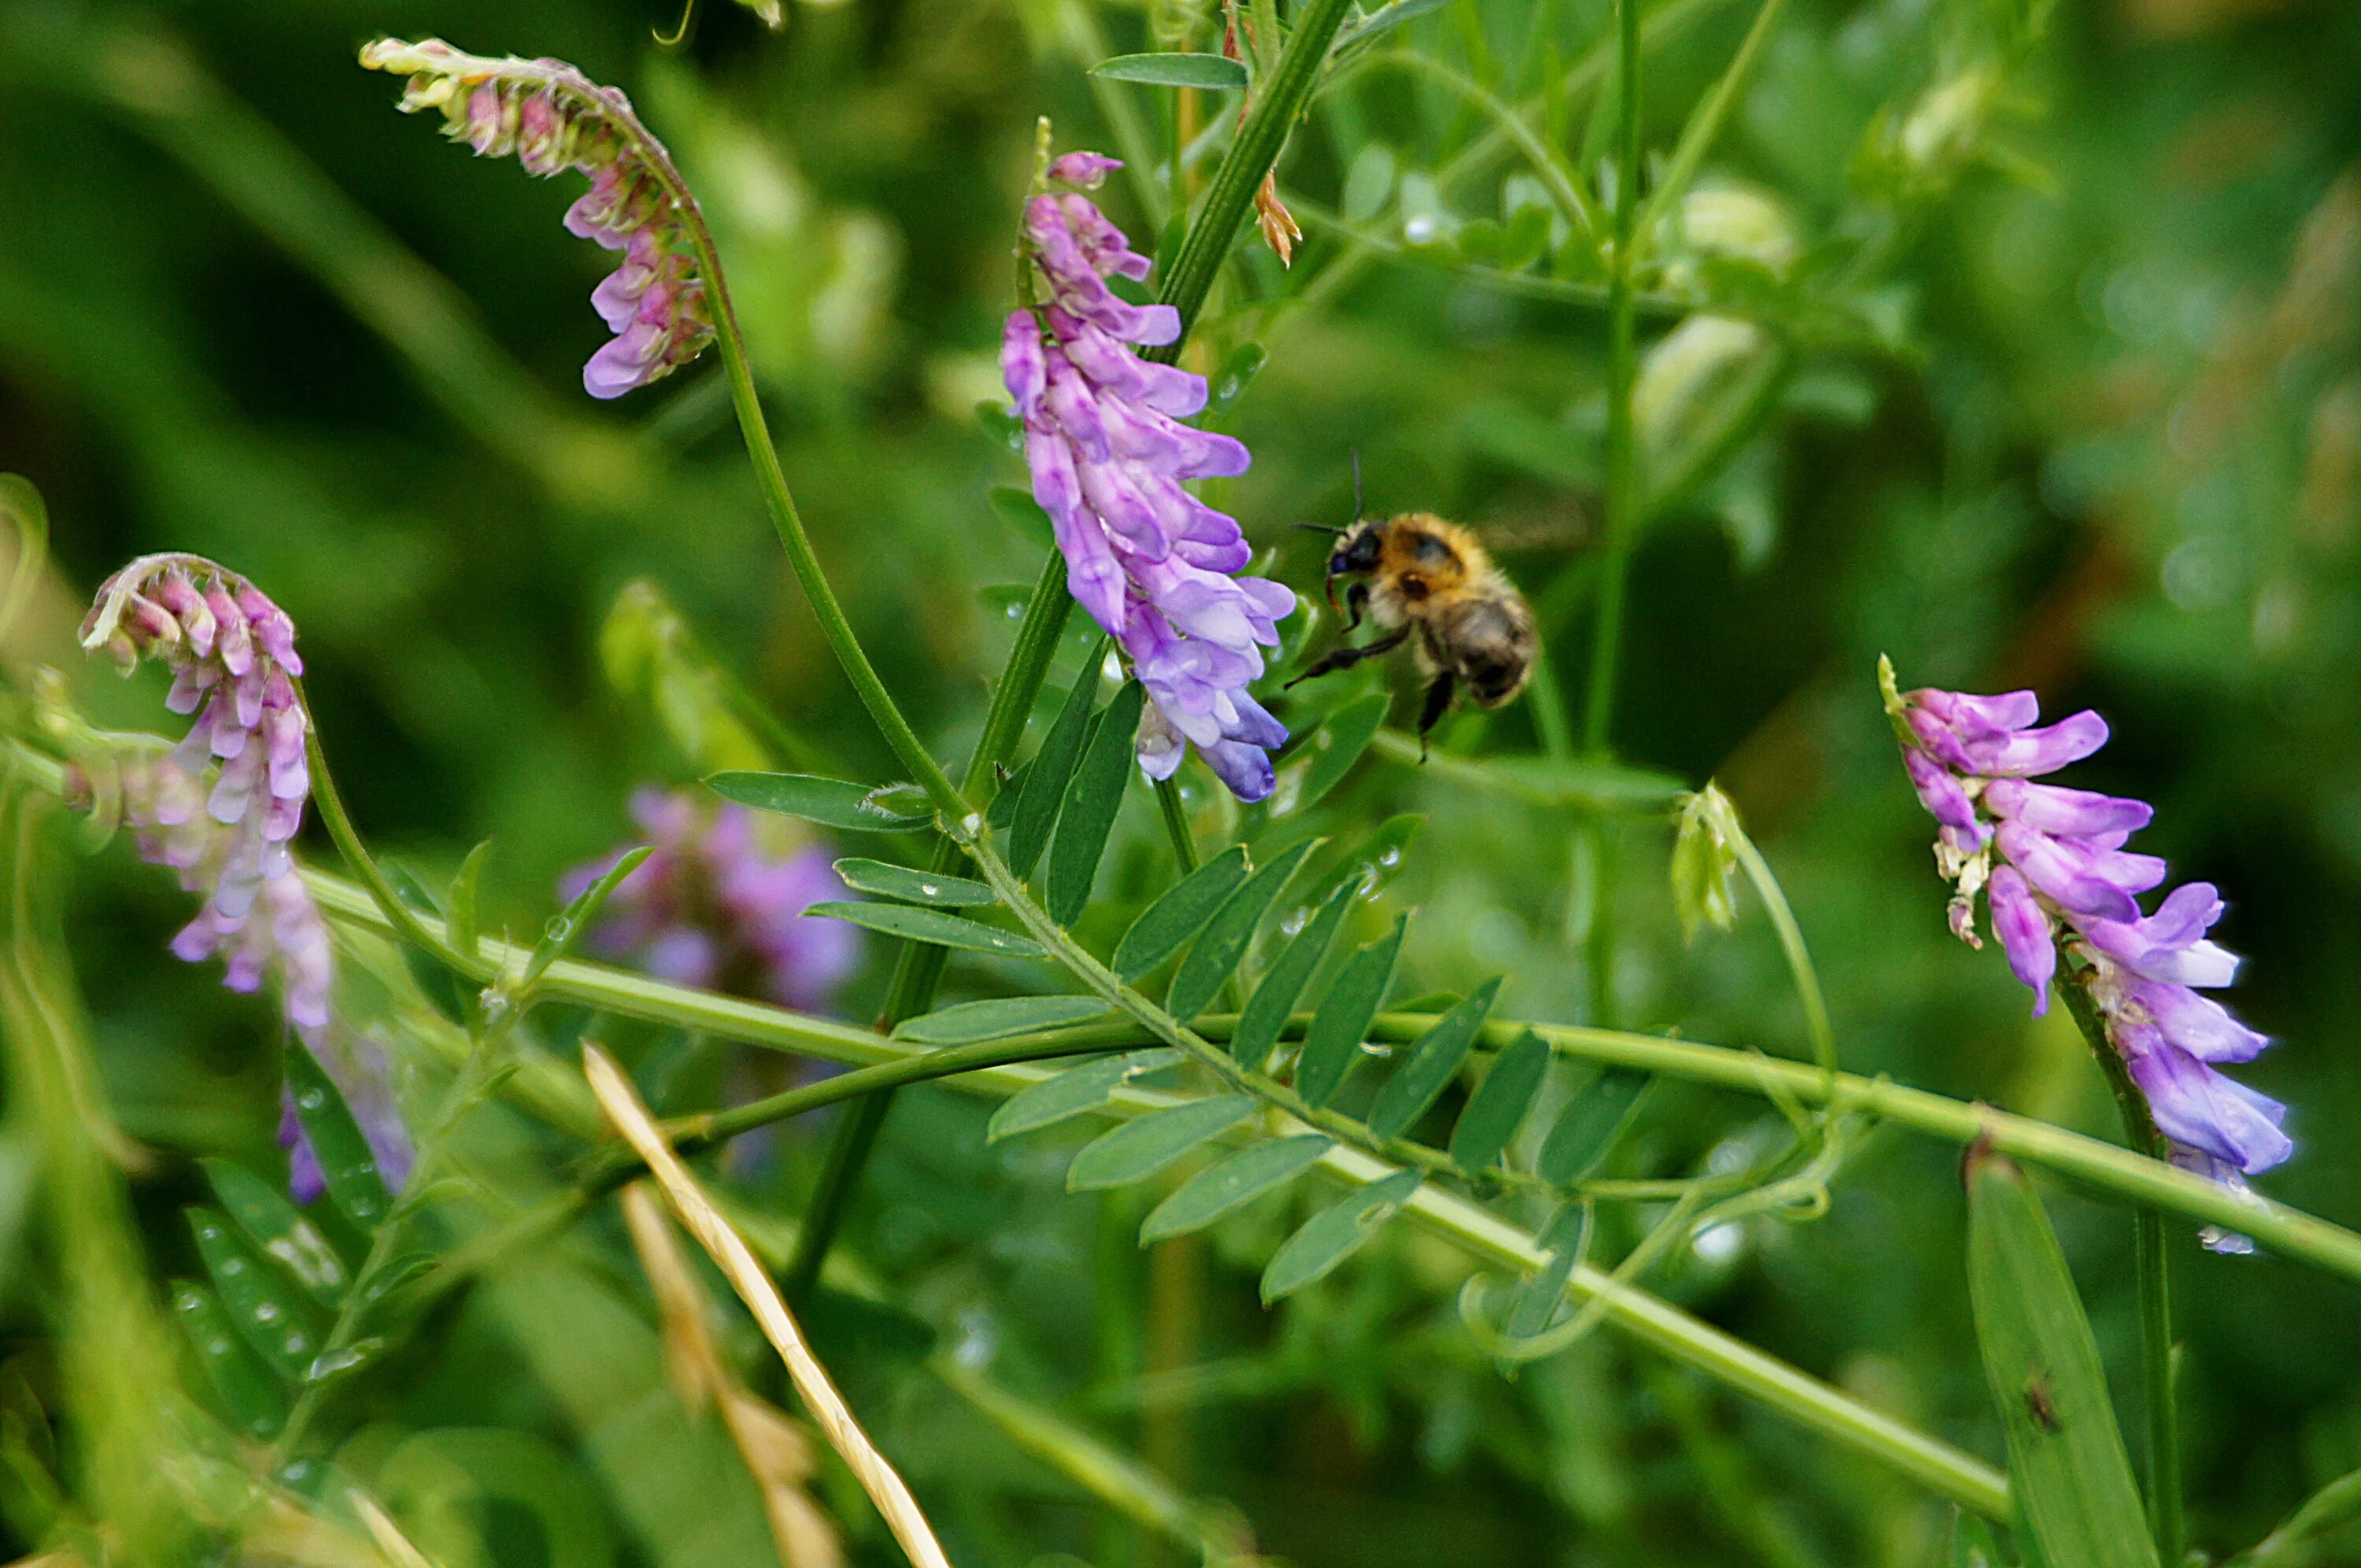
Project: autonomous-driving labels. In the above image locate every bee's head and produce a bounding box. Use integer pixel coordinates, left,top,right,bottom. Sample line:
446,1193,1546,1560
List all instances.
1322,521,1384,609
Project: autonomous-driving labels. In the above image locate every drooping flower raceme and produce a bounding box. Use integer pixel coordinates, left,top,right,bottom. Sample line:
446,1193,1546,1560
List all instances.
1886,669,2290,1235
1003,152,1295,802
77,559,411,1202
361,38,715,398
563,788,861,1011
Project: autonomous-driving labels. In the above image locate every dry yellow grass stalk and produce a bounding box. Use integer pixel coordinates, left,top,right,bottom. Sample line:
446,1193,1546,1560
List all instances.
621,1184,844,1568
583,1046,951,1568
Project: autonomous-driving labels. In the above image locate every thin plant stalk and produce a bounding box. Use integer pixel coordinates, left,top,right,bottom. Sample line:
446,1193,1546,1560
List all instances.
1572,0,1647,1030
1721,815,1838,1089
1583,0,1645,756
663,204,966,815
213,834,2361,1287
782,554,1073,1304
2065,982,2185,1566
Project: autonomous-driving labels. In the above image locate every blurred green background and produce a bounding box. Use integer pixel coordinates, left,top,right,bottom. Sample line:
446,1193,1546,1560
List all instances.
4,0,2361,1562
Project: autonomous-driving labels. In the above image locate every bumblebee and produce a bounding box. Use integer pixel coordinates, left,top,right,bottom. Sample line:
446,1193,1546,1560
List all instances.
1289,512,1539,745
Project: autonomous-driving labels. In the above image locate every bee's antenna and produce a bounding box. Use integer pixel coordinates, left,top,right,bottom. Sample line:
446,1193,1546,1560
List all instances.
1294,522,1347,537
1349,448,1365,522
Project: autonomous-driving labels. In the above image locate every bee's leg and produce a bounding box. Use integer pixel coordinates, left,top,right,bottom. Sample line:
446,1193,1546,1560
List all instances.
1340,581,1370,633
1415,673,1457,760
1284,626,1409,688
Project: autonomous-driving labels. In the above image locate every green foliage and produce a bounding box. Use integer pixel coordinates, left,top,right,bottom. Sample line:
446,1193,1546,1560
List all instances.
1294,912,1408,1107
1261,1170,1423,1302
804,899,1047,957
706,771,933,832
1365,978,1501,1139
988,1050,1184,1142
281,1042,392,1233
1140,1135,1334,1242
1966,1151,2157,1568
1044,681,1147,924
1065,1094,1258,1190
1165,836,1320,1023
1449,1031,1552,1175
12,0,2360,1558
1113,845,1248,978
893,994,1112,1043
833,858,996,907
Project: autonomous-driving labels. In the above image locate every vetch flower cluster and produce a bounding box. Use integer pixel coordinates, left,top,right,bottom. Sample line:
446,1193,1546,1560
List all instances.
82,555,312,927
361,38,715,398
79,559,412,1205
1886,666,2290,1238
1003,151,1294,802
563,788,861,1011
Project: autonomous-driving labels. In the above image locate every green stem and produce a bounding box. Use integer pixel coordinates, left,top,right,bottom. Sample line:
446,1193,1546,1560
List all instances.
1582,0,1645,758
1721,816,1837,1088
270,852,2361,1286
2066,982,2184,1567
1331,51,1602,238
928,831,2016,1517
1153,774,1201,873
300,701,490,983
671,207,966,818
15,724,2320,1285
1144,0,1360,366
1630,0,1791,256
785,553,1075,1301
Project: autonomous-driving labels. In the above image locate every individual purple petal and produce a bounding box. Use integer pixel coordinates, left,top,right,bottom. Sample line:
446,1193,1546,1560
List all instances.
1202,737,1277,802
1986,866,2056,1016
1994,819,2162,921
1968,710,2111,777
1047,151,1123,187
1057,194,1155,282
1981,778,2152,838
2076,883,2241,987
1135,703,1187,781
1099,399,1251,478
1904,747,1980,835
1044,351,1113,463
2133,980,2270,1063
1001,309,1047,418
1074,456,1173,560
2124,1040,2293,1175
1046,309,1207,417
1908,687,2040,738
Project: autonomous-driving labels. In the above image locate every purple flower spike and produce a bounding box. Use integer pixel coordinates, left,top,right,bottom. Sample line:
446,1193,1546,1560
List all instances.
562,788,862,1012
362,39,715,397
1886,665,2289,1239
1004,154,1293,801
